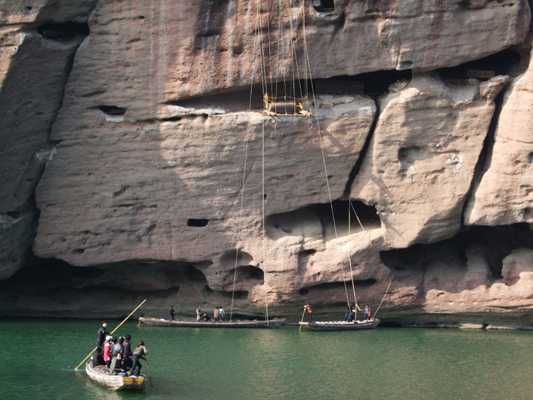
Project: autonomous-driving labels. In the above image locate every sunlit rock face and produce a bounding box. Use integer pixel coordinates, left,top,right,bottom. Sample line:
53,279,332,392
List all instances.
0,0,533,323
351,74,508,249
465,44,533,226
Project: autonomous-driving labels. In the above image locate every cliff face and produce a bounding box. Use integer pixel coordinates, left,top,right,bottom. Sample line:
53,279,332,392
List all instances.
1,0,533,325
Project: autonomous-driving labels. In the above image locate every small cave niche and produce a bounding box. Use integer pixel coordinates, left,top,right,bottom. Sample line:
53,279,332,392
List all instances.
187,218,209,228
266,200,381,240
312,0,335,12
357,70,413,97
300,249,317,257
37,22,90,41
233,265,264,284
528,152,533,164
98,105,127,117
438,49,522,82
219,249,253,268
398,146,425,175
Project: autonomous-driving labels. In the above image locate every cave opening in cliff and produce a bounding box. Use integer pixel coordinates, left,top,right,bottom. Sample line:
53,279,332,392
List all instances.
312,0,335,12
187,218,209,228
438,48,523,82
37,22,90,42
380,224,533,280
266,200,381,240
97,105,127,117
234,265,264,283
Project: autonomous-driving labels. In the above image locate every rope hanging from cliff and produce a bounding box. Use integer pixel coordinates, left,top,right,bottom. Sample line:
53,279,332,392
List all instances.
300,0,355,309
374,278,393,319
229,0,264,322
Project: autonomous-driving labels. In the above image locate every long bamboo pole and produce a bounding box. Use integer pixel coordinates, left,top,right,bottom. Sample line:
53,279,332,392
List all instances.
73,298,148,371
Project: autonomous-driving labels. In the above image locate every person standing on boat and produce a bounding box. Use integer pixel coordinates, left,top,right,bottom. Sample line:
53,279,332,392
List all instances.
364,305,372,321
169,305,176,321
95,322,108,364
129,341,148,376
219,306,226,321
103,336,113,368
196,306,201,321
303,304,313,322
344,305,354,322
213,307,220,322
110,337,124,372
122,334,133,370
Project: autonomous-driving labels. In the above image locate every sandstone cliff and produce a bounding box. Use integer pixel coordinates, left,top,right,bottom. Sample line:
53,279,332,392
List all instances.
1,0,532,326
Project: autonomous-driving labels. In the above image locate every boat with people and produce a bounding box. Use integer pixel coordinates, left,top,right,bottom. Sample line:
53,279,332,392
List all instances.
138,316,286,329
74,300,150,391
85,362,145,391
299,318,380,331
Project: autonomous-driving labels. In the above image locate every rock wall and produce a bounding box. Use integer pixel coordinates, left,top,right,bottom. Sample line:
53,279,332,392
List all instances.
0,0,533,324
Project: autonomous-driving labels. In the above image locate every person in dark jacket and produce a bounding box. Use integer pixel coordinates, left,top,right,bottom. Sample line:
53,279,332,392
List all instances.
95,322,108,365
169,305,176,321
122,334,133,370
344,305,354,322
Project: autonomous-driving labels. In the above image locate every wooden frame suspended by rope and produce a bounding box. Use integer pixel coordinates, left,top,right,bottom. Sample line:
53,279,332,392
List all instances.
263,93,311,117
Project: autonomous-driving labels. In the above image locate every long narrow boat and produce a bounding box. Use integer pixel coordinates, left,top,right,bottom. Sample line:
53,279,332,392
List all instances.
139,316,286,329
85,363,145,391
298,319,380,331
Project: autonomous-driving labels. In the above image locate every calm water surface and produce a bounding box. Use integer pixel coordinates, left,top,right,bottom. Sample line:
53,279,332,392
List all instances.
1,320,532,400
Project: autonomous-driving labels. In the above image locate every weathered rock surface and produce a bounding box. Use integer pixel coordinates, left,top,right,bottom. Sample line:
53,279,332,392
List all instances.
351,74,507,248
465,45,533,226
0,1,96,277
0,0,96,212
0,0,532,323
0,212,35,280
35,94,376,309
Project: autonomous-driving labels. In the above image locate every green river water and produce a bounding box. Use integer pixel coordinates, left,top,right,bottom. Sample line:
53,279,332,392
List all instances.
1,319,533,400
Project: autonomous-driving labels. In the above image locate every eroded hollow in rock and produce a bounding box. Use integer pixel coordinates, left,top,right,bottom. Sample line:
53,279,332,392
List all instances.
266,200,381,240
37,22,90,41
438,48,523,81
380,224,533,280
236,265,264,281
187,219,209,228
98,105,127,117
312,0,335,12
0,257,210,293
168,75,372,114
219,249,253,268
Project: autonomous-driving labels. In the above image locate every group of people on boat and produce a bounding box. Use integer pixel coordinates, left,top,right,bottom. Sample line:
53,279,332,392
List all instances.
167,305,228,322
302,303,373,322
344,304,372,322
92,322,148,376
195,306,226,321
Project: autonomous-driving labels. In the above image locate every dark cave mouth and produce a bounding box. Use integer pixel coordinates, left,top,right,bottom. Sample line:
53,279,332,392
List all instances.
380,224,533,280
37,22,90,42
266,200,381,240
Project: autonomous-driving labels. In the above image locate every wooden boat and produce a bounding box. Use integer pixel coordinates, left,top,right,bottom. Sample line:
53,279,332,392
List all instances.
138,316,286,329
299,318,380,331
85,363,145,391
